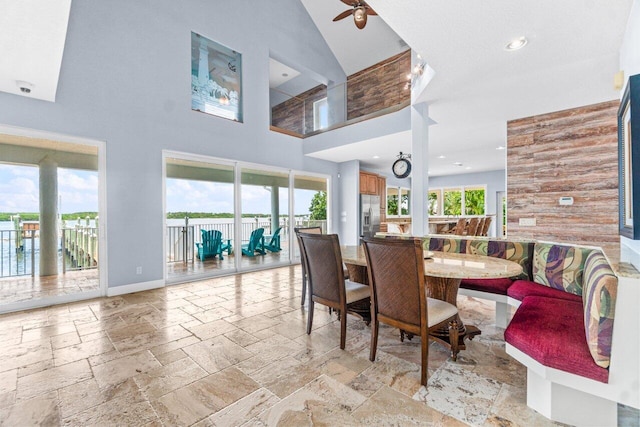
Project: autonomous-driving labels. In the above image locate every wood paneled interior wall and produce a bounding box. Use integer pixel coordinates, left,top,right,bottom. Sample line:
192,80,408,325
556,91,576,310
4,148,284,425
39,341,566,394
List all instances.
346,50,410,120
507,100,620,261
271,85,326,135
270,50,410,133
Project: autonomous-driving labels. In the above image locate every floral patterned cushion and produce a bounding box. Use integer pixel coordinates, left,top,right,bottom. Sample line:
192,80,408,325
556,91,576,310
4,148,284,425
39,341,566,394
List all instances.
467,240,533,280
582,251,617,369
424,237,467,254
425,237,533,280
532,244,591,296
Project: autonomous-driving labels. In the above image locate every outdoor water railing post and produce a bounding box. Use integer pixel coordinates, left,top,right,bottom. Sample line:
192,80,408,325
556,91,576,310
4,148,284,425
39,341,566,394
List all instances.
183,216,189,265
30,229,35,277
62,228,66,274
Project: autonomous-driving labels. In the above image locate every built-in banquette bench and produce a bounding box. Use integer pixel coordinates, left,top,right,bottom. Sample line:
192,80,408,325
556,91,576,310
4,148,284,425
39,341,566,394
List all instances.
409,234,639,426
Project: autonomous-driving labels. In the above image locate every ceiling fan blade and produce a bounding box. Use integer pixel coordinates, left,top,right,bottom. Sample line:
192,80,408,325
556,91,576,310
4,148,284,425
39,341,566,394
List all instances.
333,9,353,21
340,0,357,6
366,7,377,16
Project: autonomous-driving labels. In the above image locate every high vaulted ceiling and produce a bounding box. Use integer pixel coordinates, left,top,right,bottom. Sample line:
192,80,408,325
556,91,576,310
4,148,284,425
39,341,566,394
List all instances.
302,0,633,176
0,1,633,177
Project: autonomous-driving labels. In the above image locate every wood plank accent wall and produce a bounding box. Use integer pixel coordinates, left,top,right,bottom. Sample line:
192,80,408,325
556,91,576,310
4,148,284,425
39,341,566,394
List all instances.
507,100,620,261
346,50,410,120
271,85,326,135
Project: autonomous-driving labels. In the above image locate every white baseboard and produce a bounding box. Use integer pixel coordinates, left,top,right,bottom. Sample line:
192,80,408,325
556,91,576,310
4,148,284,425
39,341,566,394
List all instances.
107,279,164,296
0,290,102,315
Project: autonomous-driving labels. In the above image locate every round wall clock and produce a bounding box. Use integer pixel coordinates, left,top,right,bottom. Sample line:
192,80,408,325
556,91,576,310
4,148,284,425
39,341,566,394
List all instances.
392,157,412,178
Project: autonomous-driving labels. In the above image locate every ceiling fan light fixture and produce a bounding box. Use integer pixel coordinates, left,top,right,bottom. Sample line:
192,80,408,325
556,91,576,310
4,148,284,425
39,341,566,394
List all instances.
354,6,367,29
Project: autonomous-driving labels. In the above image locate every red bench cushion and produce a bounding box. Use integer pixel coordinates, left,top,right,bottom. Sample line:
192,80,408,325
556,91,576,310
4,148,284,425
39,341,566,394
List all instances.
508,280,582,303
505,296,608,383
460,278,513,295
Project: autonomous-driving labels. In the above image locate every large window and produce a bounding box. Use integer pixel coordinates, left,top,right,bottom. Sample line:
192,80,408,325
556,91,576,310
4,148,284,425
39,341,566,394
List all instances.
464,186,486,215
430,186,486,216
293,174,328,260
387,186,410,217
1,131,102,308
165,158,235,279
443,188,462,216
428,190,441,215
164,152,329,281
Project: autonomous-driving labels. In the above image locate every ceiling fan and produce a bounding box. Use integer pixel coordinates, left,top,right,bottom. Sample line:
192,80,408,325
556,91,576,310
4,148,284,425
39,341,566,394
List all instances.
333,0,378,30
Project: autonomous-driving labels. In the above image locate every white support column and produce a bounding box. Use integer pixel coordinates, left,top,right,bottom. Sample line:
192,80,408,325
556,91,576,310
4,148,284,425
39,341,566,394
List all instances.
410,102,430,236
39,158,58,276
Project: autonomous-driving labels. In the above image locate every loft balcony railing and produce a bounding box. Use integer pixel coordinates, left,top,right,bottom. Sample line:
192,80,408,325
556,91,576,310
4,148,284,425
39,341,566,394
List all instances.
270,51,410,138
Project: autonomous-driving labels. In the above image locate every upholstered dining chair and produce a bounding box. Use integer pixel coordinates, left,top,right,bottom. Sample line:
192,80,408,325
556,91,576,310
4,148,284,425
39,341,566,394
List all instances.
298,233,370,350
362,236,459,386
294,226,322,306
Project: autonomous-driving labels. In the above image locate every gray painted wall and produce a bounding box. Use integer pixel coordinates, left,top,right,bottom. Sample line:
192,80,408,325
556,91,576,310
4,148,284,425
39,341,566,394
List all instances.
0,0,346,288
338,160,360,245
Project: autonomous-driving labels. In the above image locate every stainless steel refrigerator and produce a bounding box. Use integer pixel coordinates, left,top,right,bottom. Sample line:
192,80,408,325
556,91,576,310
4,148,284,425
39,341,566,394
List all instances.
360,195,381,238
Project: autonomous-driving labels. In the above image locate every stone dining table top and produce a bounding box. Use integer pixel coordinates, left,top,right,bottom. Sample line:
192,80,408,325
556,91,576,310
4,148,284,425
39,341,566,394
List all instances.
341,246,523,280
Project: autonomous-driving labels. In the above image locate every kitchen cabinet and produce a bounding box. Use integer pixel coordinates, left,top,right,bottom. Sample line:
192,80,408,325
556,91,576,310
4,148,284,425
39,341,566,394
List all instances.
359,171,378,195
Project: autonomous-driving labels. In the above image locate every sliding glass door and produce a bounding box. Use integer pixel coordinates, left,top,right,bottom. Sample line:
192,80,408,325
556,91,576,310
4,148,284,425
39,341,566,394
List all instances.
165,151,329,281
165,157,236,281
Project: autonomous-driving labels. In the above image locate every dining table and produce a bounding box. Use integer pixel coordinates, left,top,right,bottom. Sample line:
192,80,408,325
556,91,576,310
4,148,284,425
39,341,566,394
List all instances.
341,244,523,357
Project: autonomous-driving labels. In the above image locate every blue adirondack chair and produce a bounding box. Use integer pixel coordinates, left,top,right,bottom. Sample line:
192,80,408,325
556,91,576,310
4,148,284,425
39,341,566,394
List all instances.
263,227,282,252
196,229,227,260
241,228,266,256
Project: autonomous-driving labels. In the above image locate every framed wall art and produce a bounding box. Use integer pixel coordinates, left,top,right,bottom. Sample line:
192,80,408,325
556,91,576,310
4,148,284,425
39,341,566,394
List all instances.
191,32,243,122
618,73,640,240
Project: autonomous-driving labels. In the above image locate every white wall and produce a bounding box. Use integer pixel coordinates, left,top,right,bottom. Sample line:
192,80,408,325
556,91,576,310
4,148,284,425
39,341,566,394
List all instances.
0,0,345,289
620,0,640,270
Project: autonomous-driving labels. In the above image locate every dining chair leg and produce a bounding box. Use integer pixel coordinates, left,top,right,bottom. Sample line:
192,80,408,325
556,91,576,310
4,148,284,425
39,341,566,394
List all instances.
306,300,314,335
420,334,429,386
340,309,347,350
369,319,379,361
300,275,307,306
448,320,460,361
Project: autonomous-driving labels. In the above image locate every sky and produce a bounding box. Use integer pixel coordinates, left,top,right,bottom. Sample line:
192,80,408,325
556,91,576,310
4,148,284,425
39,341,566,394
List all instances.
0,164,98,213
166,178,318,215
0,164,318,216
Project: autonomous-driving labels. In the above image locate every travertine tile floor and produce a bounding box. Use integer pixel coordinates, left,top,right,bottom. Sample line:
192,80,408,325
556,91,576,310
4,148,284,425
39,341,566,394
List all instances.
0,266,637,426
0,269,100,305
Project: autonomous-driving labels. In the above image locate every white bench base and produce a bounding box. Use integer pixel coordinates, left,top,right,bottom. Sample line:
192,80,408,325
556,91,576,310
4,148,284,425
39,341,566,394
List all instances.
527,369,617,426
507,343,618,426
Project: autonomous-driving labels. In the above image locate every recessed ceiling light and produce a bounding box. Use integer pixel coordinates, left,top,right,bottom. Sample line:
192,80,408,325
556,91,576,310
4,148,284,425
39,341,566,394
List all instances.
453,162,463,166
465,167,472,170
437,155,446,159
505,36,528,51
496,146,506,150
372,155,380,159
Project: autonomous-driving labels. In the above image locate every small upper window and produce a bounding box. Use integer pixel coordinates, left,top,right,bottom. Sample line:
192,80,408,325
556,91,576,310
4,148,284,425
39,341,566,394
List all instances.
313,98,328,131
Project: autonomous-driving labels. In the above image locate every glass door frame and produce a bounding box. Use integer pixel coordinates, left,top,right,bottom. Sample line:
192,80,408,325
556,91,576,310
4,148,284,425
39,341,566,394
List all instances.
163,150,331,279
0,124,107,314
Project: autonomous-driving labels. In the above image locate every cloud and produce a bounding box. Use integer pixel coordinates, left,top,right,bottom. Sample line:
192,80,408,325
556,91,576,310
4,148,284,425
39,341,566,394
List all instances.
0,165,98,213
